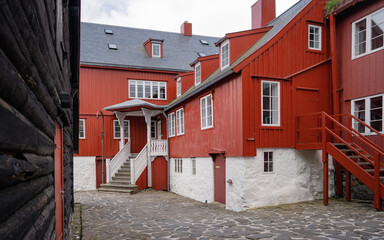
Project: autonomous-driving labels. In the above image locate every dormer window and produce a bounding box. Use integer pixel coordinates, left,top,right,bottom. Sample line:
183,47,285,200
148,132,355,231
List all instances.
220,39,229,70
176,77,181,97
152,43,161,57
195,62,201,86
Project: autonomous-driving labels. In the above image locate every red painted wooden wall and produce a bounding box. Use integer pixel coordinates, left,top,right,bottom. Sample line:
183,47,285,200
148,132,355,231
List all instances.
336,0,384,147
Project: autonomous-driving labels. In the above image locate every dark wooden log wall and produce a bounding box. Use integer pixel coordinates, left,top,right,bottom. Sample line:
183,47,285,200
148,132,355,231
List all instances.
0,0,80,239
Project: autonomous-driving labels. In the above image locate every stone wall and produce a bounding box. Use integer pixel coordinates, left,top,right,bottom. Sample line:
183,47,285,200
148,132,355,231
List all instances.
74,157,97,191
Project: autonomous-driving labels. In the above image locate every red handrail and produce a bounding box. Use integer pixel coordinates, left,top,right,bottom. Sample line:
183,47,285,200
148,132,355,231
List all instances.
333,113,384,138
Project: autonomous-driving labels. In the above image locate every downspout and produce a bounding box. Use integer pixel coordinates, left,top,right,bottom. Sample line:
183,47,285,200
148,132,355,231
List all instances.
330,13,339,115
162,111,170,192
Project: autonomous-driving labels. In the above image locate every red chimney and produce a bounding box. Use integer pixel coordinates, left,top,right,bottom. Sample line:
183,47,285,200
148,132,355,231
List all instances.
251,0,276,29
180,21,192,36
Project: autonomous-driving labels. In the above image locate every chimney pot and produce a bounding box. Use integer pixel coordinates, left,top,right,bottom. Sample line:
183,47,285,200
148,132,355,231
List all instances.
181,21,192,36
251,0,276,29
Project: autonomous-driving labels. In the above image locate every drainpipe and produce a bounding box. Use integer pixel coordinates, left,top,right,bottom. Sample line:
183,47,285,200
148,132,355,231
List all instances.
330,13,339,116
162,111,170,192
96,111,105,184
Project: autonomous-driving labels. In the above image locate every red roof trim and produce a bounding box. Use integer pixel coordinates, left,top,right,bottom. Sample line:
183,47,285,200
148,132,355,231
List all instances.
80,64,181,74
190,54,219,67
215,26,273,46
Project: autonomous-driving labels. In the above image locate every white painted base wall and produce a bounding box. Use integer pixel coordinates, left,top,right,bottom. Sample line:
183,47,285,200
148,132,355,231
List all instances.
74,156,96,191
226,148,335,211
169,148,335,212
170,157,214,203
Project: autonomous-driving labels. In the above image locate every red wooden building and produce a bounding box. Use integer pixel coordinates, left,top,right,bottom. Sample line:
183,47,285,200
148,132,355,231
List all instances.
77,0,384,211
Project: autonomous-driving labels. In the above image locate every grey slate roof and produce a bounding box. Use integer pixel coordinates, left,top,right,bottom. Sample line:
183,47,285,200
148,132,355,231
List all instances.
166,0,311,110
81,22,220,72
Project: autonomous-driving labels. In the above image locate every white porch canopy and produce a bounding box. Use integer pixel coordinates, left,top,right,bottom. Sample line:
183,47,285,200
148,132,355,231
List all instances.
103,99,167,187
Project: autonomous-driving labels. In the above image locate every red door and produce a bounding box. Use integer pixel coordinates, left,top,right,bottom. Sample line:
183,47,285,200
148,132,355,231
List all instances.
152,156,168,190
54,123,64,240
213,154,226,204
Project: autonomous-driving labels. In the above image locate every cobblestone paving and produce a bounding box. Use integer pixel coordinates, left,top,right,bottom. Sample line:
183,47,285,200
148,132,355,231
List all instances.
75,190,384,240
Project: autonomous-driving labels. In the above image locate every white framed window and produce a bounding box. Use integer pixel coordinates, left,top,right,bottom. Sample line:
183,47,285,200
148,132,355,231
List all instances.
151,121,156,139
262,81,280,126
191,158,196,175
200,94,213,129
176,77,181,97
308,25,322,50
79,119,85,139
195,62,201,86
352,7,384,59
176,108,184,135
351,94,383,134
152,43,161,57
263,151,274,173
168,113,175,137
129,80,166,100
175,159,182,173
113,120,129,139
221,39,229,70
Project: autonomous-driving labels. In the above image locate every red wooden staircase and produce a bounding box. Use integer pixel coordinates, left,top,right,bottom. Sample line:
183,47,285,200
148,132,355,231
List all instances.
297,112,384,210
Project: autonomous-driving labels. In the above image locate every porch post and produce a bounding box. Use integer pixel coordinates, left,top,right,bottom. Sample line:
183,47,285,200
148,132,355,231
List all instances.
115,111,127,151
142,108,153,187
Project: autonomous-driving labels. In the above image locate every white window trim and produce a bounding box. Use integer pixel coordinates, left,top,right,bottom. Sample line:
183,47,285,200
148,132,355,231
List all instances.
191,158,196,175
261,80,281,127
175,158,182,173
176,77,181,97
195,62,201,86
220,39,230,70
352,7,384,59
263,150,274,174
168,113,175,137
176,108,185,136
152,43,161,58
308,24,322,51
128,80,167,100
200,94,213,130
79,119,85,139
351,93,384,135
113,120,130,139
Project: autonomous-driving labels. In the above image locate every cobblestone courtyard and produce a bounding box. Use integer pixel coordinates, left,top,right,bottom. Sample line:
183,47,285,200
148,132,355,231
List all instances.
75,190,384,240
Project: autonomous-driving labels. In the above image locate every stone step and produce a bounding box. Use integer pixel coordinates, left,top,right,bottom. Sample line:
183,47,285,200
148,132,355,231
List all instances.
112,176,130,181
117,170,130,175
115,172,130,177
118,168,130,172
109,180,131,185
120,166,130,170
98,188,134,194
100,183,138,189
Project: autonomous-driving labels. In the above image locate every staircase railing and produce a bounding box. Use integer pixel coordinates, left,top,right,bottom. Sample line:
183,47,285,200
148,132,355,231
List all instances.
150,139,167,156
130,144,148,185
297,111,384,209
107,140,131,183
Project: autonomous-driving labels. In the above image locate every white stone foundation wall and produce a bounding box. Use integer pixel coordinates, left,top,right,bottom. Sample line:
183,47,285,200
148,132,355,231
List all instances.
226,148,335,211
74,156,96,191
170,157,214,203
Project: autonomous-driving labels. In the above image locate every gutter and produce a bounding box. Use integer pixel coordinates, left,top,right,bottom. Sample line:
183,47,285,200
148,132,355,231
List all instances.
165,69,234,111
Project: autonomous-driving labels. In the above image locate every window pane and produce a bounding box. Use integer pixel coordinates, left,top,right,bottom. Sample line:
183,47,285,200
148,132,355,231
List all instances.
145,82,151,98
114,121,120,138
124,121,129,138
269,162,273,172
152,82,159,99
264,163,269,172
354,99,366,111
160,83,166,99
354,19,367,55
151,121,156,138
137,81,143,98
129,81,136,98
177,79,181,96
263,97,270,110
263,83,270,96
371,10,384,51
272,110,279,125
263,111,271,124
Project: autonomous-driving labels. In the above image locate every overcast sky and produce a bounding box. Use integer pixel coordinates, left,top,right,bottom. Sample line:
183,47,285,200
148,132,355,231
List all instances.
81,0,300,37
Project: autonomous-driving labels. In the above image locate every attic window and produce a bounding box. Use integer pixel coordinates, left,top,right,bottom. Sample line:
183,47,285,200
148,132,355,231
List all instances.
197,52,206,57
200,40,209,45
108,43,117,50
104,29,113,34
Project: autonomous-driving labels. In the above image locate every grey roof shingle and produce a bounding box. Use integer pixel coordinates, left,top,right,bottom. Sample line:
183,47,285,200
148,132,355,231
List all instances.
80,23,220,72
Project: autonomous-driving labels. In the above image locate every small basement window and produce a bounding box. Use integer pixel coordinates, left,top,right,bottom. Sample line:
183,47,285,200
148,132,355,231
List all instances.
200,40,209,45
104,29,113,34
108,43,117,50
263,151,273,173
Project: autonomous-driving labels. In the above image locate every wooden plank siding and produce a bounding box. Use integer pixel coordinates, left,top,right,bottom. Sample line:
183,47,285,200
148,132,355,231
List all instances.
169,74,243,158
0,0,79,239
336,0,384,147
240,0,332,155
